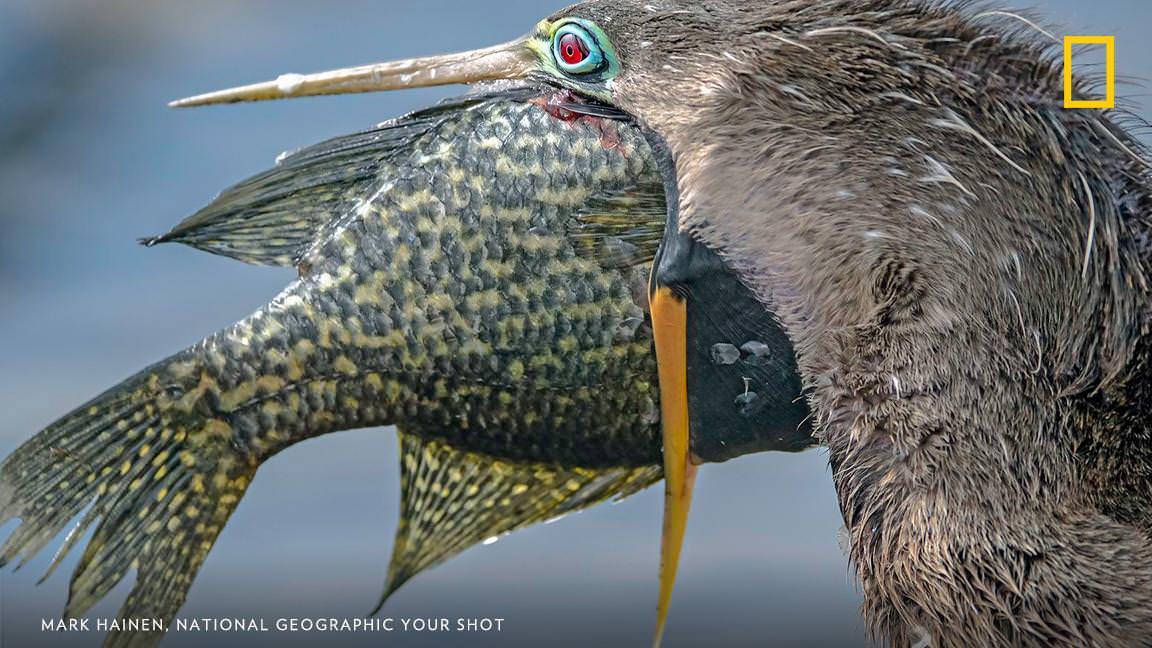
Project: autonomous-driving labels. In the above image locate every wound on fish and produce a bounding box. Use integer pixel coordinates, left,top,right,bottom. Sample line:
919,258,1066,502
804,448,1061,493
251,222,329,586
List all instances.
533,89,627,152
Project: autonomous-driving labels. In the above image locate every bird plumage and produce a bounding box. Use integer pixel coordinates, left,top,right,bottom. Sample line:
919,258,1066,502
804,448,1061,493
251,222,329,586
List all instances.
556,0,1152,644
5,1,1151,645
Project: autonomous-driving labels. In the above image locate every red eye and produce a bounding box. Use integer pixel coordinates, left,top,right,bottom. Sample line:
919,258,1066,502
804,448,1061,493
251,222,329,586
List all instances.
559,33,589,66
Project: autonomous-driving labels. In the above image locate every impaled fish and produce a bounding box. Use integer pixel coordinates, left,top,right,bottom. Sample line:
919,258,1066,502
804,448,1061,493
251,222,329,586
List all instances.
0,84,669,646
382,433,659,610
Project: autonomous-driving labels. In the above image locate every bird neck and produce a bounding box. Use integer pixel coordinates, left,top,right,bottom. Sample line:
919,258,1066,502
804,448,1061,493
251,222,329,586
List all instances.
646,62,1152,645
810,303,1152,644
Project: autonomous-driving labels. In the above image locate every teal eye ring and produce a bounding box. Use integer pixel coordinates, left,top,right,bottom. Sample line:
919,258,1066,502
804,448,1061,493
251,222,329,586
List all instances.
552,23,606,75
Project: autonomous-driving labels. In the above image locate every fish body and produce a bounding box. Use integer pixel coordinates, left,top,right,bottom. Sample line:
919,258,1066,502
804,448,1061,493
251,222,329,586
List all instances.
0,85,668,645
155,85,666,468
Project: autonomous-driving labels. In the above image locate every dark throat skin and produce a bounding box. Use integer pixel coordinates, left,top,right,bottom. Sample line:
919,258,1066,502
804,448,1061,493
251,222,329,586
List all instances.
618,3,1152,645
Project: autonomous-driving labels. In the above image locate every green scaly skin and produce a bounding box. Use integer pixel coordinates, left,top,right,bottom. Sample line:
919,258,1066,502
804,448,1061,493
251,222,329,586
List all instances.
0,87,664,647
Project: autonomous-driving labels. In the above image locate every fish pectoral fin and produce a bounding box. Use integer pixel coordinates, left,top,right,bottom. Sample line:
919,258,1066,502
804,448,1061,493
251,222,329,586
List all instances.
375,428,661,612
567,180,668,269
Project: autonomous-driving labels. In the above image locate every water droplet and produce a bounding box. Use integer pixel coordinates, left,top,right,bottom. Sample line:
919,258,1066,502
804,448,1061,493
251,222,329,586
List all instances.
734,390,764,418
710,343,740,365
275,73,305,94
614,317,644,343
644,398,661,425
740,341,771,365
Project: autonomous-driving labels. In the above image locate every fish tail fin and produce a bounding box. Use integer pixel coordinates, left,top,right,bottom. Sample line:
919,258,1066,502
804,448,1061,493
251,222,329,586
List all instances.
0,351,255,647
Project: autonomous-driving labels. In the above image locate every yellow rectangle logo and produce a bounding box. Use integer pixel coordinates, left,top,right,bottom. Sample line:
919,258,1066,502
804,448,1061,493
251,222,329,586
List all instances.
1064,35,1115,109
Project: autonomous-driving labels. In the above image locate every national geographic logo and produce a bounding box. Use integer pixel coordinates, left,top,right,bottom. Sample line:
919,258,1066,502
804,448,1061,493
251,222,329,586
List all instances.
1064,35,1116,109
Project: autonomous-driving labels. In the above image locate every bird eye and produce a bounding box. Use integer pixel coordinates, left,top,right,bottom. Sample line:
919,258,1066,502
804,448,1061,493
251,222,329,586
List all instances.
552,23,605,75
559,33,589,65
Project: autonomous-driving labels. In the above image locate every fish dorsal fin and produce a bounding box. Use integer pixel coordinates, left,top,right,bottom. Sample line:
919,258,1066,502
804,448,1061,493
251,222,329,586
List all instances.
376,429,660,611
568,180,667,269
142,86,543,266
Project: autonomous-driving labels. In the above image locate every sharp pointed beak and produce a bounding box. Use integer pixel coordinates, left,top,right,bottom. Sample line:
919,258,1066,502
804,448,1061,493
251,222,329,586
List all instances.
646,226,814,645
169,37,537,108
649,284,698,648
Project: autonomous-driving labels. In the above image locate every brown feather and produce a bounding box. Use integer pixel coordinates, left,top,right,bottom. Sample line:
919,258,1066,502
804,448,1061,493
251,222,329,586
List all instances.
556,0,1152,644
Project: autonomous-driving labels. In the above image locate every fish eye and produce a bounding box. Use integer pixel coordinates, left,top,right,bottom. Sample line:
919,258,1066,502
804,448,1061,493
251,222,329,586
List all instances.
552,23,605,75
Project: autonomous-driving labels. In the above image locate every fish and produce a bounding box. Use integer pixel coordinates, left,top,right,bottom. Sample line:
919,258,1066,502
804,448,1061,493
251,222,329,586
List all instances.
0,84,669,647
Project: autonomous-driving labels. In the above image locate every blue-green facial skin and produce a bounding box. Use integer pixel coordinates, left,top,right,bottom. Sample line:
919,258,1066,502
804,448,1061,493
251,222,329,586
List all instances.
553,22,606,75
531,18,620,101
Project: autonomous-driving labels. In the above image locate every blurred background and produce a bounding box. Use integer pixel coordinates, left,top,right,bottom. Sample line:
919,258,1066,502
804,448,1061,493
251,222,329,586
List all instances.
0,1,1148,646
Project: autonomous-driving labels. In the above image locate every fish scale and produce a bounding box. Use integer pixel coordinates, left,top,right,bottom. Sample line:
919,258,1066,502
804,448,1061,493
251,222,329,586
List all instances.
133,95,661,467
0,85,670,647
237,98,662,465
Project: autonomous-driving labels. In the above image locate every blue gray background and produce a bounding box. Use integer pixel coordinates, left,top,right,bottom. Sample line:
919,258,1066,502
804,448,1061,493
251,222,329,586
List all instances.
0,1,1149,646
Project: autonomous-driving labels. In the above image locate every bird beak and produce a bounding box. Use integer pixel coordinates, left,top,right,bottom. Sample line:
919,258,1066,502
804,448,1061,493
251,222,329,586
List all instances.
649,281,698,648
648,229,813,646
168,37,537,107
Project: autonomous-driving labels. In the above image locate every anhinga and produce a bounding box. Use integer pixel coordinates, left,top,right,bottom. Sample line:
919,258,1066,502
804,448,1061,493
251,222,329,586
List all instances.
6,0,1152,646
173,0,1152,644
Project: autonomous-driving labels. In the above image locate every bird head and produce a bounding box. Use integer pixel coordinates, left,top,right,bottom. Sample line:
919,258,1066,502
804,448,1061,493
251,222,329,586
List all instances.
170,1,1151,644
170,5,817,639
